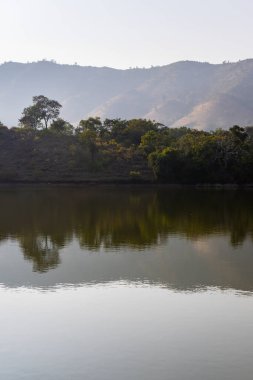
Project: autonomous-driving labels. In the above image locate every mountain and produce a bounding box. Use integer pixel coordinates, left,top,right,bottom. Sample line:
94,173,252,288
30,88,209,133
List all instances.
1,59,253,130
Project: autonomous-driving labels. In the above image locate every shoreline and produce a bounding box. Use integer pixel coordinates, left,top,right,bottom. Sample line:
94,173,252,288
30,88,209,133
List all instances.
0,181,252,189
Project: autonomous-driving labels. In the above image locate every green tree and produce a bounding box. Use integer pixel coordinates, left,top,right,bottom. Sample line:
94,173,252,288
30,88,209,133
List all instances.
140,127,190,155
33,95,62,129
229,125,248,143
108,119,160,146
79,129,98,162
123,119,160,146
149,148,184,182
77,117,102,134
19,103,43,129
49,118,74,135
19,95,62,130
105,118,128,142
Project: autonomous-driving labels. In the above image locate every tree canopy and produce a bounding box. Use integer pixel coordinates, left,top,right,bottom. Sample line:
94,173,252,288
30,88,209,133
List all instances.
0,95,252,184
19,95,62,129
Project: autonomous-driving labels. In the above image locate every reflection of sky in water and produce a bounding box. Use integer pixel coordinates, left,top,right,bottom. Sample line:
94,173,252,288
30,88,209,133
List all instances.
1,285,253,380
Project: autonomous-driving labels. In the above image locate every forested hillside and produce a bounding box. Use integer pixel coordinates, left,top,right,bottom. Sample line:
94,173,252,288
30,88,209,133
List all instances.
0,96,252,184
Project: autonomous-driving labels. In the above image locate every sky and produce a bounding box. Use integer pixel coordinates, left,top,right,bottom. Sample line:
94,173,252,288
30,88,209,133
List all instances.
0,0,253,68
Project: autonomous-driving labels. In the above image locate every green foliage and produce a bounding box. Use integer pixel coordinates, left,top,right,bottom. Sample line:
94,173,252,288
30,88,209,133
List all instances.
77,117,102,134
19,104,43,130
140,127,190,154
229,125,248,143
78,128,98,163
49,118,74,135
3,100,253,184
19,95,62,130
149,148,184,182
120,119,159,146
148,127,253,184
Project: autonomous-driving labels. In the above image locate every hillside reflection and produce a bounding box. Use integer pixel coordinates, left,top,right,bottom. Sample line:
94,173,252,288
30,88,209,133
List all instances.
0,186,252,290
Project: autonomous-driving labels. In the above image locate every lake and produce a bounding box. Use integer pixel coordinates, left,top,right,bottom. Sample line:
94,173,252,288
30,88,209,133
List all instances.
0,186,253,380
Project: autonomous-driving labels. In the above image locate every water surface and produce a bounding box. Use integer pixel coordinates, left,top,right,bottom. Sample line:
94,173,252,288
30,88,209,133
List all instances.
0,187,253,379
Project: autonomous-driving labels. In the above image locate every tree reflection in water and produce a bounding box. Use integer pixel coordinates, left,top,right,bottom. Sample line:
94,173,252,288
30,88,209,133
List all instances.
0,187,252,274
20,235,60,272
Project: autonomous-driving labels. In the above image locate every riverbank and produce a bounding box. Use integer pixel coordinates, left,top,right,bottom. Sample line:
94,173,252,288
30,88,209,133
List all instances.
0,121,253,185
0,181,252,189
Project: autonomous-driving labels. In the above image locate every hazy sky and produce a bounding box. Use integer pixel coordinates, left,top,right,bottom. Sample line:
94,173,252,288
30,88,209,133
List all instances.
0,0,253,68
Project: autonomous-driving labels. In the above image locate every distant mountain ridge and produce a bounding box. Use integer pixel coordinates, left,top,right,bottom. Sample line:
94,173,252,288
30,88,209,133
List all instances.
1,59,253,130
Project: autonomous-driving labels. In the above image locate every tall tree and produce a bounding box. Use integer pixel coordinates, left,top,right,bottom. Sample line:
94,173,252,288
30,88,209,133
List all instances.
33,95,62,129
19,104,42,129
19,95,62,130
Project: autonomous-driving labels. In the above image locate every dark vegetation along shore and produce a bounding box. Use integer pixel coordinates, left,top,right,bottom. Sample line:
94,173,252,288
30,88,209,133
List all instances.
1,95,253,184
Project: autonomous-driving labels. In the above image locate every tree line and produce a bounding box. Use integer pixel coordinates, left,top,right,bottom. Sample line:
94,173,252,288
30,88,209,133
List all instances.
0,95,253,184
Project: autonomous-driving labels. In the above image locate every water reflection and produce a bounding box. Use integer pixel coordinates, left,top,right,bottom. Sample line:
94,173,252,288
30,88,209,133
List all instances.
21,236,60,272
0,186,252,290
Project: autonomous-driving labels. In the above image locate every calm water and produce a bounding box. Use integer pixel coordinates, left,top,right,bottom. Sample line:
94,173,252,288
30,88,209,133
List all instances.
0,187,253,379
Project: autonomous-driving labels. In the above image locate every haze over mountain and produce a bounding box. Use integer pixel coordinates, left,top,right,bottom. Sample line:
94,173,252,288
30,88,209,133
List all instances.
1,59,253,130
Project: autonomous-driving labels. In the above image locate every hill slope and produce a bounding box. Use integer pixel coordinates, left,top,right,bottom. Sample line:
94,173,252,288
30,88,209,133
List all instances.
1,59,253,130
